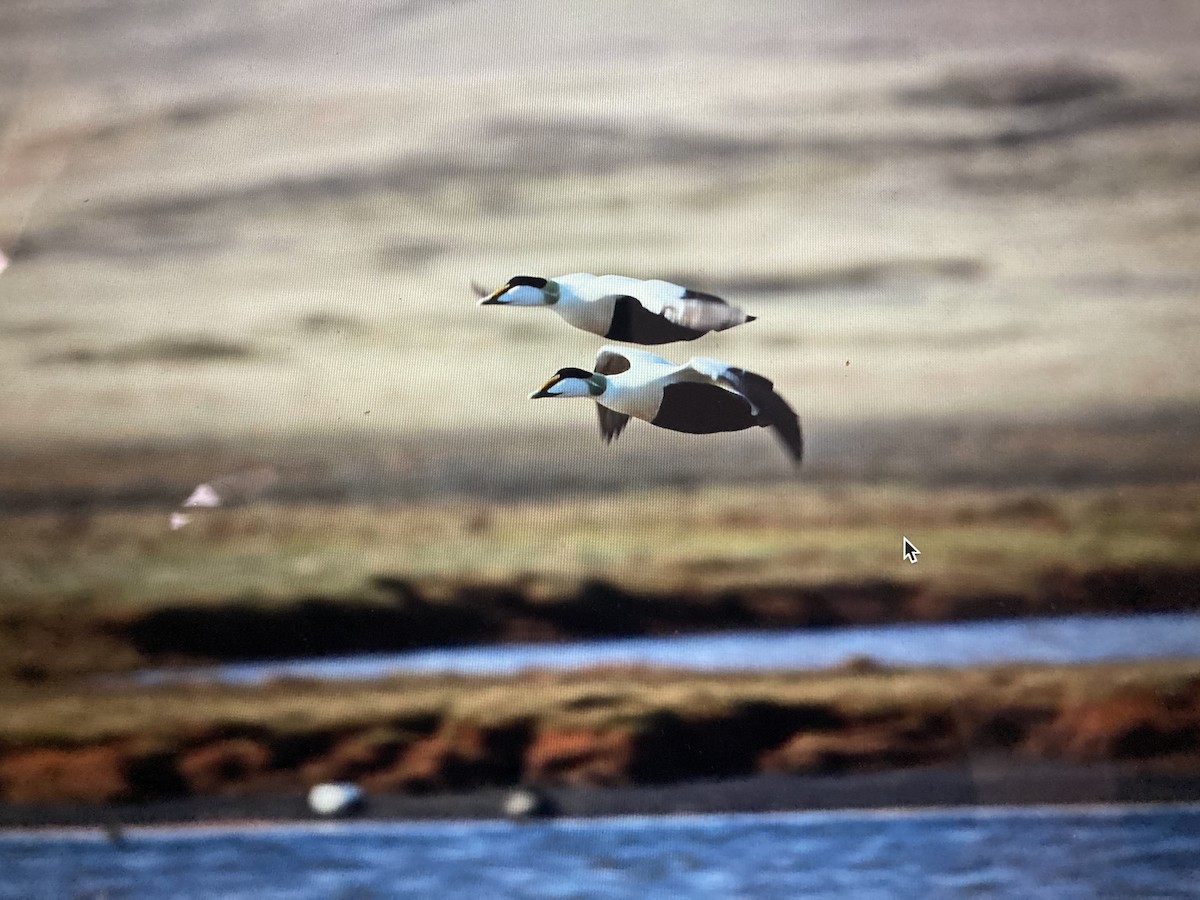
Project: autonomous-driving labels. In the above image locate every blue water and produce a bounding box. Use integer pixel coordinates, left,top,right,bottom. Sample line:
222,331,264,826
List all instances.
148,611,1200,683
4,805,1198,899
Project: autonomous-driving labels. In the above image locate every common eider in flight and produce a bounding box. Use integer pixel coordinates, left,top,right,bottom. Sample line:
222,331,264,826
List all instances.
530,345,802,463
477,273,755,345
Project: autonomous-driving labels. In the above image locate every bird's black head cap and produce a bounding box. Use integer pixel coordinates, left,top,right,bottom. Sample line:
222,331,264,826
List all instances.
554,366,593,380
507,276,547,289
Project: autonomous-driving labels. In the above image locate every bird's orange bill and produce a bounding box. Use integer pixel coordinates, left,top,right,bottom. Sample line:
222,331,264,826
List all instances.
530,372,566,399
478,284,508,305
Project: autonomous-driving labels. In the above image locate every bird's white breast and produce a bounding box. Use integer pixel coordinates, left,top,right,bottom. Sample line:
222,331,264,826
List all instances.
602,367,674,422
555,294,613,335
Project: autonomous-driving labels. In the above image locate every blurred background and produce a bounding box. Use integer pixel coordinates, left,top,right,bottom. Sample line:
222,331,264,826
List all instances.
2,1,1200,897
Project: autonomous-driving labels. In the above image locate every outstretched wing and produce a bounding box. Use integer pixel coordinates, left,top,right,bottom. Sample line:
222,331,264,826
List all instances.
683,357,804,463
594,347,632,376
661,287,756,332
596,404,629,442
722,367,803,463
589,346,678,443
595,345,675,374
593,348,632,442
638,280,755,331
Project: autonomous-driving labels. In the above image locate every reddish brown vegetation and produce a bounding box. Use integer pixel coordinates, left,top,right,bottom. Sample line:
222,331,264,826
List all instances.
0,746,129,804
355,722,528,794
525,728,637,786
1031,688,1200,764
177,738,274,795
760,712,961,775
2,681,1198,805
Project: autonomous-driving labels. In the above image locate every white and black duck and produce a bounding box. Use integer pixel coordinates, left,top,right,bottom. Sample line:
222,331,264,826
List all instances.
529,345,802,463
478,273,755,344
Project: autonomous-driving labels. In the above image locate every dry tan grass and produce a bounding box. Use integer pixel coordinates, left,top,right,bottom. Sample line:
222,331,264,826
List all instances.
2,658,1197,749
2,481,1197,616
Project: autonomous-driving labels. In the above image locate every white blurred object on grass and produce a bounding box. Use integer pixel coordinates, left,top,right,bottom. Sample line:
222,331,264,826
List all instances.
170,466,279,529
183,484,222,508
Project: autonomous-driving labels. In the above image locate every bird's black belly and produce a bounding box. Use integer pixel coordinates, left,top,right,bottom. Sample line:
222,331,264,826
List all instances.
650,382,759,434
605,296,707,345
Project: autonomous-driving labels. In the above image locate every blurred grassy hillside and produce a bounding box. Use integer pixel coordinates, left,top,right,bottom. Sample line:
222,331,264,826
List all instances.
2,481,1197,679
1,1,1199,679
2,9,1200,828
1,0,1198,472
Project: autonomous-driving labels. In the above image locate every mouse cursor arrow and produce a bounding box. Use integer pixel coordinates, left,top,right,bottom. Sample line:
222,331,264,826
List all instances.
902,537,921,564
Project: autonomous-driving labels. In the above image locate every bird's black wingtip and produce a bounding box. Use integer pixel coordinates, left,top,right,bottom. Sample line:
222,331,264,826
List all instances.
745,315,757,323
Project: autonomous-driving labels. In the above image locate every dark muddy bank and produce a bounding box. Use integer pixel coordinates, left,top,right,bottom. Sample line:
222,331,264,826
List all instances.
123,565,1200,661
4,763,1200,829
4,564,1198,681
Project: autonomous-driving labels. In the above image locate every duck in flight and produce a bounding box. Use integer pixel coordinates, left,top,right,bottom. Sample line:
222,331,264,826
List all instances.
530,345,803,463
477,273,755,345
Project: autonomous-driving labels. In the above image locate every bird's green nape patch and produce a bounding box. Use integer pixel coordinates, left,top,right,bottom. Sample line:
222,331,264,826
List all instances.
543,280,561,304
587,374,607,396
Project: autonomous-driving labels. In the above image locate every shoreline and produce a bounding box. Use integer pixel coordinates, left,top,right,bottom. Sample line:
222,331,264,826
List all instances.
7,561,1199,682
5,658,1198,809
3,763,1198,830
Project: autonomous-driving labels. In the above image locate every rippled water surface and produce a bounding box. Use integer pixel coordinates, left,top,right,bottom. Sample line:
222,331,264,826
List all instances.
4,805,1198,899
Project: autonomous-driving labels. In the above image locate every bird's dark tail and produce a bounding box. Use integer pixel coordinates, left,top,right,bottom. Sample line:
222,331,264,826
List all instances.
725,368,803,464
